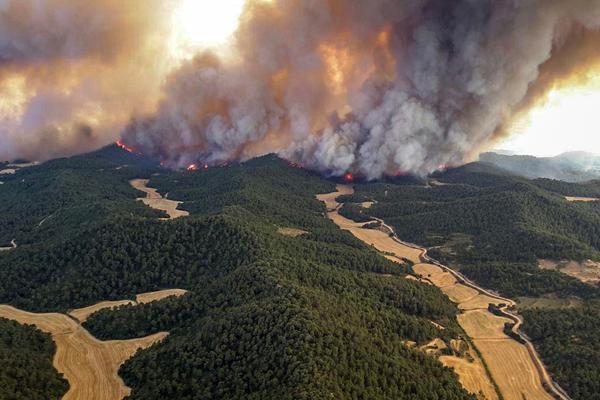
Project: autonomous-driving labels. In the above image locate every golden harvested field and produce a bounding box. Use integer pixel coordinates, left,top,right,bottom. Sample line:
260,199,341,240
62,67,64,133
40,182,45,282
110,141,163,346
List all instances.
459,293,505,311
0,305,167,400
443,283,479,303
474,340,553,400
414,253,553,399
136,289,188,304
440,344,500,400
130,179,189,219
565,196,599,202
412,263,457,287
68,300,135,323
458,310,511,340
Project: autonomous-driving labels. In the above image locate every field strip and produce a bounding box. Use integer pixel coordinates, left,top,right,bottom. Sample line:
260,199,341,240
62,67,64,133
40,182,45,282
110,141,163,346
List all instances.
130,179,189,219
318,185,570,400
136,288,188,304
69,289,188,322
68,300,136,323
0,288,187,400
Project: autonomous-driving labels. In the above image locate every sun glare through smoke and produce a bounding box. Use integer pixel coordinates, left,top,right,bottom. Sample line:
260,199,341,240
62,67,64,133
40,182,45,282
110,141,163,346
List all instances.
170,0,246,60
502,68,600,156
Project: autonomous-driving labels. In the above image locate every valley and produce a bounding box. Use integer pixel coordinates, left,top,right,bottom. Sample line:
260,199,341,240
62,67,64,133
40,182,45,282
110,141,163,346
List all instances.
319,184,565,400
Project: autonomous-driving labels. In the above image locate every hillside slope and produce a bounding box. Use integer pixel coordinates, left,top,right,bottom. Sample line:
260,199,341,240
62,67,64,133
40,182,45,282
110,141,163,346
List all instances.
339,162,600,399
0,149,474,399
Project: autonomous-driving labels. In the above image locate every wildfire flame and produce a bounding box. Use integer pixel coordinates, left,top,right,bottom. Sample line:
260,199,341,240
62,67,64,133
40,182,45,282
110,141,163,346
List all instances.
343,173,354,182
116,140,139,154
187,163,199,171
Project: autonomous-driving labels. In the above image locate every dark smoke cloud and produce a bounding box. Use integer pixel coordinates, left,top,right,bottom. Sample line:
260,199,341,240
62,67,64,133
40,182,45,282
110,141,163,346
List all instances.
123,0,600,179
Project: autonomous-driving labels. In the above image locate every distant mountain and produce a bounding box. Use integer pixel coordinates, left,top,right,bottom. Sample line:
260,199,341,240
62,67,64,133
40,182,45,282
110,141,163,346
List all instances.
479,151,600,182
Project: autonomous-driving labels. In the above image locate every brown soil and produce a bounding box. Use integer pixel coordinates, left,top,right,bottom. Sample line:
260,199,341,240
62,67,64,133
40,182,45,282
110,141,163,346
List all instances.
130,179,189,219
420,338,447,354
360,201,374,209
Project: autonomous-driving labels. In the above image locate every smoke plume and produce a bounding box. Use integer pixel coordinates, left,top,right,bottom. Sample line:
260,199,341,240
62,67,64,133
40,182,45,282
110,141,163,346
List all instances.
3,0,600,178
122,0,600,178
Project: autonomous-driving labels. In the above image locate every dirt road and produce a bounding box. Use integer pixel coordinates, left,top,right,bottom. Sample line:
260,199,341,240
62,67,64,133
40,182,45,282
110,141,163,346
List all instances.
318,185,570,400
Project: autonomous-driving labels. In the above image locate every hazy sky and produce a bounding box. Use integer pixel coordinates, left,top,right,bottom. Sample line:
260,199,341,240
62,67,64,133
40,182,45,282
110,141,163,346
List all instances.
499,75,600,156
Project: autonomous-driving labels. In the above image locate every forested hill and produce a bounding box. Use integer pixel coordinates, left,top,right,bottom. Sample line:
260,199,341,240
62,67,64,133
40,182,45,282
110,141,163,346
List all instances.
0,145,163,248
339,162,600,400
0,147,474,399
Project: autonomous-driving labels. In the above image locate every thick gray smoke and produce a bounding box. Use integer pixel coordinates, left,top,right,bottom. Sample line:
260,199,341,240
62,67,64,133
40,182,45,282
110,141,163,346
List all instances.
123,0,600,178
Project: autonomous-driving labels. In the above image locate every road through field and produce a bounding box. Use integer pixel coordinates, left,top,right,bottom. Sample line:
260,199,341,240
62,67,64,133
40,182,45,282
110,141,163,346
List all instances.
318,185,569,400
0,289,187,400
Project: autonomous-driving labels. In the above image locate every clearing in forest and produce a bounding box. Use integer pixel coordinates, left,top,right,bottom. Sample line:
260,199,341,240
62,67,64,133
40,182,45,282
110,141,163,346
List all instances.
130,179,189,219
539,258,600,285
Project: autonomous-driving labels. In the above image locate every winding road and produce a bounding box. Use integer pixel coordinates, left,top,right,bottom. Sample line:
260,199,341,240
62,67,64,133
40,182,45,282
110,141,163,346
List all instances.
381,222,571,400
318,184,571,400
